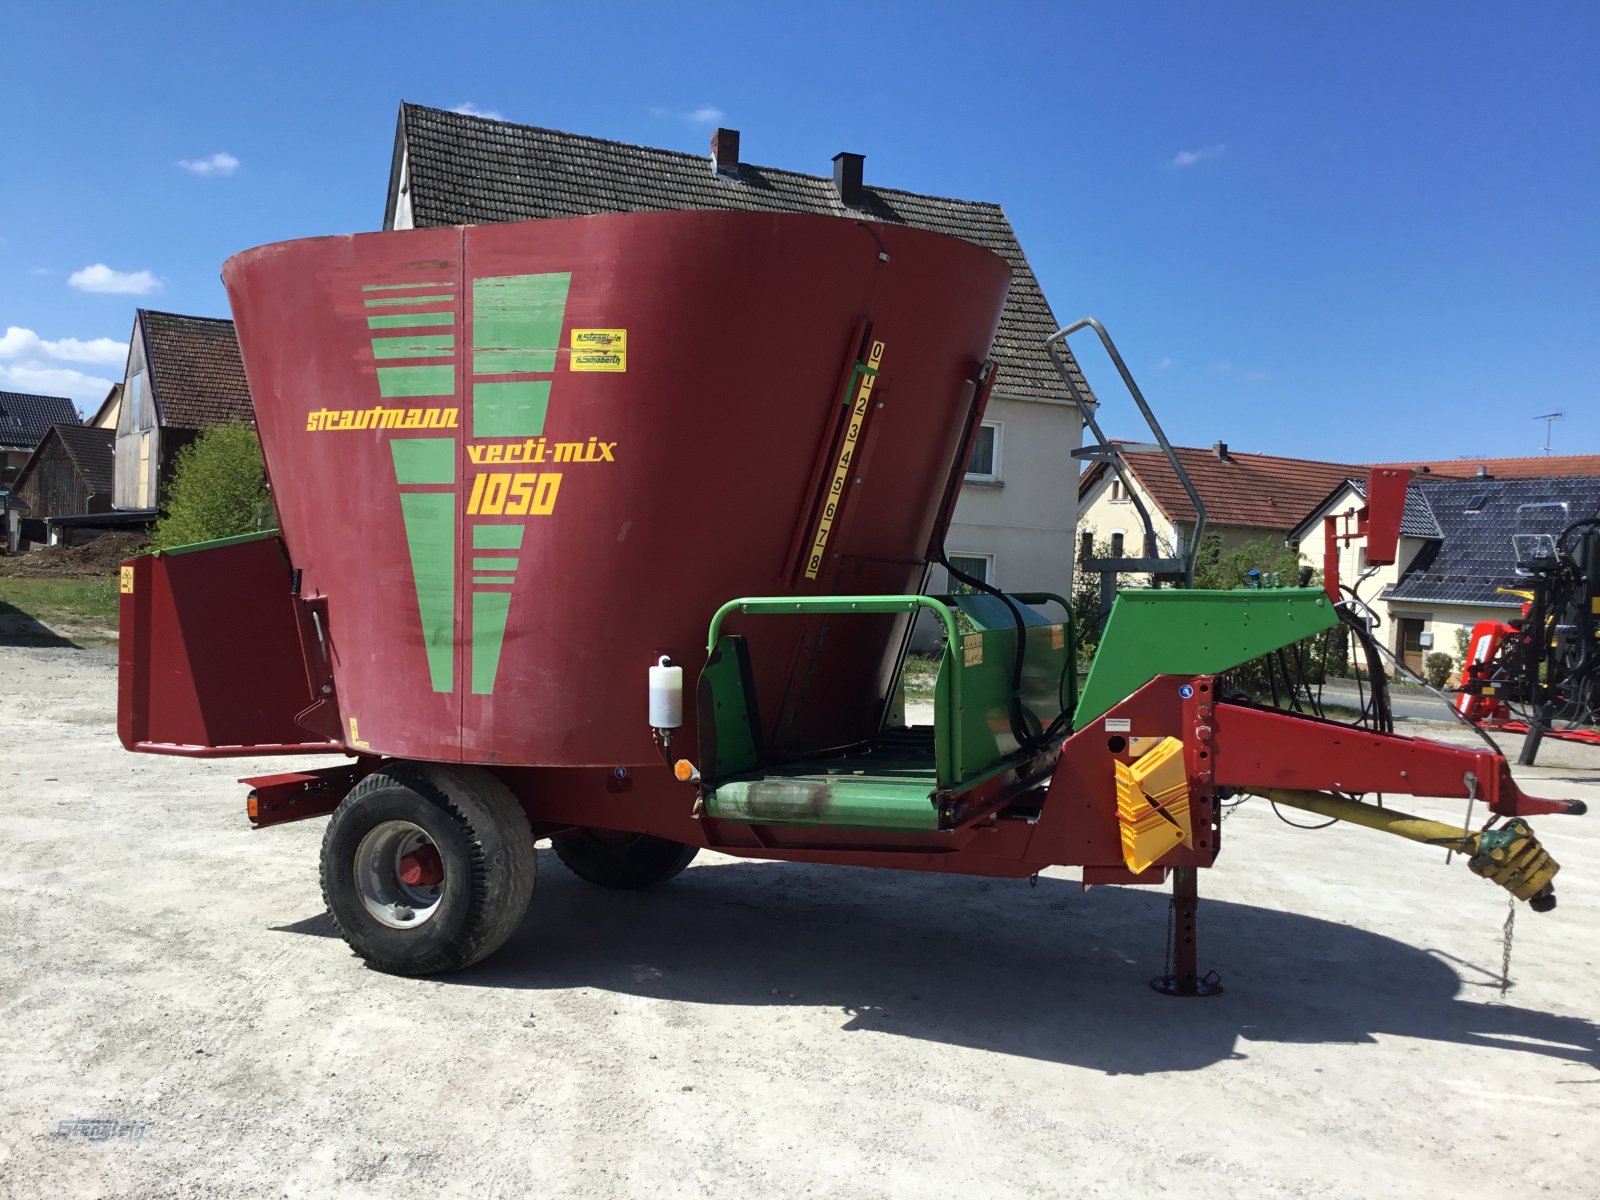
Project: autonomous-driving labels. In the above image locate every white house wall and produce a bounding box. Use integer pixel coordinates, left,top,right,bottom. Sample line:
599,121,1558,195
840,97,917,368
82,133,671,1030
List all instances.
391,150,414,231
944,393,1081,596
1076,470,1179,557
113,320,158,511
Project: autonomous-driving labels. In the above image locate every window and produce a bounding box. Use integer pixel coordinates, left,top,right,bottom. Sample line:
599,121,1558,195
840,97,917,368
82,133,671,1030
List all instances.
965,421,1001,481
1110,479,1129,503
1464,493,1489,514
946,553,993,593
126,371,145,427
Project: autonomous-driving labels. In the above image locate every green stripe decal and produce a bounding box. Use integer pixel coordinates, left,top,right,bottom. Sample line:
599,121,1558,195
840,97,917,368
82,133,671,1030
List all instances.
473,575,517,586
368,311,454,330
472,380,550,437
373,333,455,360
472,272,570,374
472,525,524,550
472,557,517,571
377,365,455,398
365,294,455,307
398,493,456,693
391,438,455,485
471,591,512,694
363,282,452,291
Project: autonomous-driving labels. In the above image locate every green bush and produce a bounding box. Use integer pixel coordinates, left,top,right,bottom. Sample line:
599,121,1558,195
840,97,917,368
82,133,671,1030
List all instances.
151,424,275,551
1424,650,1455,689
1192,535,1309,592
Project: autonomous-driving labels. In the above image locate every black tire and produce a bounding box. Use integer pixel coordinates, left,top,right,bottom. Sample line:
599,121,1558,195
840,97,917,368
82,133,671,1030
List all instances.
320,763,536,976
551,830,698,890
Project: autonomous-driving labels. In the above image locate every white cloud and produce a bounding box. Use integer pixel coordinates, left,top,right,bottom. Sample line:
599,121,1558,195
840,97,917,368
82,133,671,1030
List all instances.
68,263,160,295
451,102,503,120
651,105,727,125
29,267,53,277
1242,370,1270,382
0,326,128,367
0,363,112,408
1171,144,1226,168
178,151,240,176
1153,356,1173,370
0,325,127,406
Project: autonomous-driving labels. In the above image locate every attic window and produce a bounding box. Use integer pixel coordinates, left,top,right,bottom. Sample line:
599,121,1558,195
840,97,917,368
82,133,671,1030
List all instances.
1463,493,1489,514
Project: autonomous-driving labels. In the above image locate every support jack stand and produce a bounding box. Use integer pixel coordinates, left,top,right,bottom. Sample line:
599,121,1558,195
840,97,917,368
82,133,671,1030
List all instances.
1151,867,1224,997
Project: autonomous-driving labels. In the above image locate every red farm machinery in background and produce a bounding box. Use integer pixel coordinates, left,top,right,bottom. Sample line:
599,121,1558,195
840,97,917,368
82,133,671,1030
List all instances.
119,212,1585,993
1323,467,1600,764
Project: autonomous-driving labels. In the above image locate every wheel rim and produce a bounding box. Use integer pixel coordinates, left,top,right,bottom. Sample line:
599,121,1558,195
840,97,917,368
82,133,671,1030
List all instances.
353,820,444,929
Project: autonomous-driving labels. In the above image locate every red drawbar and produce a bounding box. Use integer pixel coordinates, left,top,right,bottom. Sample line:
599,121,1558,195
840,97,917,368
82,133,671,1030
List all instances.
1208,698,1584,817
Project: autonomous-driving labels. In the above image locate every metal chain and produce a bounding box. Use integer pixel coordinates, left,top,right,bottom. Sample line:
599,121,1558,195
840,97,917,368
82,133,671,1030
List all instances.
1499,893,1516,996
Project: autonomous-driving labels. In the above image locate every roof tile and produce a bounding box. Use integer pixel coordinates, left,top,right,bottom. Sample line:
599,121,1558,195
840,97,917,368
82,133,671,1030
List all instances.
141,310,254,430
1385,476,1600,607
1082,445,1367,532
395,103,1091,403
0,390,80,451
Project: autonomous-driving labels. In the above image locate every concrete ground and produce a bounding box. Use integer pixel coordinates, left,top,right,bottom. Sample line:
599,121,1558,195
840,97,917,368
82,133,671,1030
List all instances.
2,639,1598,1200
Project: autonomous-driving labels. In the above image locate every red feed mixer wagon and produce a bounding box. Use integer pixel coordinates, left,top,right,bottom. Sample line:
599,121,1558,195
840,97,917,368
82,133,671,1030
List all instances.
118,211,1584,992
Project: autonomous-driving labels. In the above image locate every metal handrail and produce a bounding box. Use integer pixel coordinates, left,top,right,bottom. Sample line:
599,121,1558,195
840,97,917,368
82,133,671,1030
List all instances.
705,594,966,772
1046,317,1207,586
705,594,960,653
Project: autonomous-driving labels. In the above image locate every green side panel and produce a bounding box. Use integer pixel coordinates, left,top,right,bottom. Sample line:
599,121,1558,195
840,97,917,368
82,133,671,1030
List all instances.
471,557,518,572
472,525,524,550
368,311,455,330
371,333,455,359
472,272,571,374
472,380,551,438
936,622,1070,789
699,636,760,779
377,365,456,398
1076,587,1339,725
704,777,939,832
390,438,455,485
473,574,516,585
471,590,511,695
365,293,454,307
397,493,456,693
154,527,281,557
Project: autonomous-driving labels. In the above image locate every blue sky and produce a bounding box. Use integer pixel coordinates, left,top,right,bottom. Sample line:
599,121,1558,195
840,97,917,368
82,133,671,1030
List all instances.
2,1,1594,461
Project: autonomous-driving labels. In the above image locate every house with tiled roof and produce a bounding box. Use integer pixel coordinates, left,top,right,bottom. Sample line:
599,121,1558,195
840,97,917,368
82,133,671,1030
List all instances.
1,390,80,483
384,102,1094,598
5,425,117,550
1290,466,1600,676
113,310,254,510
1373,454,1600,480
1076,440,1366,561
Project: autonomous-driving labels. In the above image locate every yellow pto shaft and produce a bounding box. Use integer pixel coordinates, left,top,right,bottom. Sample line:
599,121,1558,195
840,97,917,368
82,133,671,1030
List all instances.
1256,789,1560,910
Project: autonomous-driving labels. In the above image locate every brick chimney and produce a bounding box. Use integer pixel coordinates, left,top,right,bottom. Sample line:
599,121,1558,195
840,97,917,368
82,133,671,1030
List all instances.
832,151,865,208
710,128,740,176
1212,441,1230,461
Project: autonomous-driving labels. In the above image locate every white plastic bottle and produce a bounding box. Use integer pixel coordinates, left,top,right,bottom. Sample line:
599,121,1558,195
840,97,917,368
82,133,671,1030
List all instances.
648,656,683,730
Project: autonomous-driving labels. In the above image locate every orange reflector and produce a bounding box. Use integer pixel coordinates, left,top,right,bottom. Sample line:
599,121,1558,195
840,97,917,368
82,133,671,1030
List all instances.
246,793,259,820
673,759,698,782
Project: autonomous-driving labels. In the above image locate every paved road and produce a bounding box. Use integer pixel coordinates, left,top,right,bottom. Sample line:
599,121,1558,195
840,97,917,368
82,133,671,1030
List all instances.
1318,677,1463,724
3,640,1598,1199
